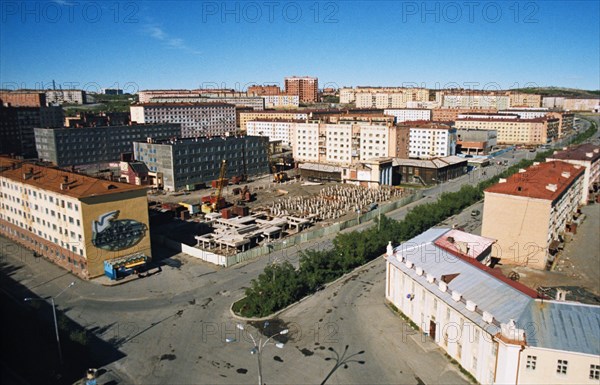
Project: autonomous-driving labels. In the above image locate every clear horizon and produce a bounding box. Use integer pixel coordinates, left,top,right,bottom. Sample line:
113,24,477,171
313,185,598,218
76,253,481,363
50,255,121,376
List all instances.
1,1,599,92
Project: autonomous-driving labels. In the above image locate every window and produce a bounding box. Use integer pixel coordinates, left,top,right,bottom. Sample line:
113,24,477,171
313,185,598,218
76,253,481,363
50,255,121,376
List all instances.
526,355,537,370
557,360,568,375
590,364,600,380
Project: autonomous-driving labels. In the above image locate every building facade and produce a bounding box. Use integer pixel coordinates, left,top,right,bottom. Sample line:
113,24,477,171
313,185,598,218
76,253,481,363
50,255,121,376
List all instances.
456,129,498,155
130,103,236,137
146,96,265,111
563,98,600,112
385,227,600,385
284,76,318,103
508,93,542,108
45,89,86,105
239,111,309,131
482,161,585,270
455,117,559,145
133,136,269,191
548,144,600,204
0,91,47,107
408,123,457,159
246,119,300,147
0,158,152,279
261,95,300,108
384,108,432,123
431,108,498,122
393,156,467,184
34,124,181,167
340,87,429,109
436,91,510,110
0,105,64,158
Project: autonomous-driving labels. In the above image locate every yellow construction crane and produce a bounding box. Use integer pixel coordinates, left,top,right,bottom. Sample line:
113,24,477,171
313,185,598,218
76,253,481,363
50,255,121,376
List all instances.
201,160,228,213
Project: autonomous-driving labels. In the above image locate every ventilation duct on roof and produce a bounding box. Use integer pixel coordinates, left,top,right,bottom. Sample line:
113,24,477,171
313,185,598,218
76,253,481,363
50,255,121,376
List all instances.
452,291,462,302
482,311,494,324
438,281,448,292
426,274,435,283
416,267,424,276
466,300,477,312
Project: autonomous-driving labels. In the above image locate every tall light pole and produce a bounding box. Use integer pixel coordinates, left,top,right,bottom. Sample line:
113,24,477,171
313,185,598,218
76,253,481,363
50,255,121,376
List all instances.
24,281,75,366
226,322,288,385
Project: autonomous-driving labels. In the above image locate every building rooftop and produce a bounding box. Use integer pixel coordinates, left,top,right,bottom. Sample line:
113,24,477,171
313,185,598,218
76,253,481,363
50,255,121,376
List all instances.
548,143,600,163
0,157,145,199
393,156,467,169
456,117,558,123
434,229,496,260
485,161,585,201
388,228,600,355
134,102,235,108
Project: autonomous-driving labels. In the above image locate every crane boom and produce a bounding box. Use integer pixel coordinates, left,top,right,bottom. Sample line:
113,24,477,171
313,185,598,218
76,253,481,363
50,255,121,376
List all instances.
213,159,228,210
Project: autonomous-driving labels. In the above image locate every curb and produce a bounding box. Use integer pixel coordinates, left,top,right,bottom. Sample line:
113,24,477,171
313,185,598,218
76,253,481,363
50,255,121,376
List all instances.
230,253,385,321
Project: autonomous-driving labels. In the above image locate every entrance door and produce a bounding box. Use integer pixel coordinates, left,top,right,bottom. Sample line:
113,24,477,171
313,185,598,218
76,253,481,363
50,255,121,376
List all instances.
429,320,436,340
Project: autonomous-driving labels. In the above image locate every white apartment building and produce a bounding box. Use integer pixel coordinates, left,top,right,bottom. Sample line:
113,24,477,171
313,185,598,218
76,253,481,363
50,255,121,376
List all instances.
246,120,297,146
262,95,300,108
340,87,429,108
384,108,431,123
292,122,320,163
498,108,550,119
548,144,600,204
438,92,510,110
409,125,457,159
45,89,86,105
325,123,354,164
359,124,391,161
455,118,559,145
130,103,236,137
386,227,600,385
458,113,519,120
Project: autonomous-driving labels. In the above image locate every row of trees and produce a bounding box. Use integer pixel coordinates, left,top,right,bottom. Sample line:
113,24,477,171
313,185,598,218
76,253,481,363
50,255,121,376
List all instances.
234,124,597,317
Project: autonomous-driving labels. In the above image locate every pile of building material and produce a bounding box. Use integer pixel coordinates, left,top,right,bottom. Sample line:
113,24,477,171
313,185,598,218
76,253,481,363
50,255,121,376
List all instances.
268,185,404,220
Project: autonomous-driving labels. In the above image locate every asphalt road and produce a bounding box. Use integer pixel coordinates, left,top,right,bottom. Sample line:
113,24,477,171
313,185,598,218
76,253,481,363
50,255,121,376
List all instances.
0,122,595,384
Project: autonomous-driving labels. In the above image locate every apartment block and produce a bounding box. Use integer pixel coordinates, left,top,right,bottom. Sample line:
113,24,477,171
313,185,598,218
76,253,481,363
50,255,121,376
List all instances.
34,124,181,167
284,76,318,103
133,136,269,191
384,108,431,123
0,91,47,107
386,227,600,385
482,161,585,269
239,111,309,132
130,103,236,137
0,157,152,279
247,85,283,96
548,144,600,204
436,91,510,110
246,119,300,146
341,87,429,109
408,123,457,159
455,117,559,145
431,108,497,122
508,92,542,108
1,105,64,158
261,95,300,108
45,89,86,105
563,98,600,112
138,89,240,103
498,109,574,137
542,97,565,109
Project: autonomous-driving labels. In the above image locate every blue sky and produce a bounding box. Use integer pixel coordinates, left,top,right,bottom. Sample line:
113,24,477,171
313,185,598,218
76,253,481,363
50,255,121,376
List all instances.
1,0,599,92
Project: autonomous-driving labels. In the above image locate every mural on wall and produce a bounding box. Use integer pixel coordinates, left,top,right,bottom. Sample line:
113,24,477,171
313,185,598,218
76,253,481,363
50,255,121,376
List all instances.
92,210,147,251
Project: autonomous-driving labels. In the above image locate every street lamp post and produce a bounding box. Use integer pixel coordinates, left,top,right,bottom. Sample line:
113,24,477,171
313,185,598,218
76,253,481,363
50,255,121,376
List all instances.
226,322,288,385
24,281,75,366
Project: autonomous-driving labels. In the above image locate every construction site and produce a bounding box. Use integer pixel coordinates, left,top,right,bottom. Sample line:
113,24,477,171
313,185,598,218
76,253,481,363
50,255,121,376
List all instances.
148,164,413,264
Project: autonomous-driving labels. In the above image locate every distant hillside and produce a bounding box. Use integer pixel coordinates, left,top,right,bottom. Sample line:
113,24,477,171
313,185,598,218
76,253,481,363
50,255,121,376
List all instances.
511,87,600,98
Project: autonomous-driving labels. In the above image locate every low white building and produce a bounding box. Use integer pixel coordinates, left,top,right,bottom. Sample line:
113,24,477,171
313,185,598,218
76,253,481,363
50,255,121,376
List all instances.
385,228,600,385
45,89,86,105
384,108,431,123
246,120,297,146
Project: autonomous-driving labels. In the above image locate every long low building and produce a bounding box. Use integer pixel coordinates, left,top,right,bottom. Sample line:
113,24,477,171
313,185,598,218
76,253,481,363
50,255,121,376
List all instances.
455,117,559,145
393,156,468,185
0,157,152,279
386,227,600,385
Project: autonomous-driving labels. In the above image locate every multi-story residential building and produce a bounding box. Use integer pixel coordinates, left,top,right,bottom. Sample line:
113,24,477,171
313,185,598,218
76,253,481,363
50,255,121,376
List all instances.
542,97,565,109
284,76,318,103
482,161,585,270
145,96,264,111
0,105,64,158
508,92,542,108
261,95,300,108
291,122,321,163
385,227,600,385
548,144,600,204
340,87,430,108
133,136,269,191
246,119,300,146
0,91,47,107
0,157,152,279
130,103,236,137
458,112,519,120
408,123,457,159
431,108,497,122
247,85,283,96
498,108,549,119
239,111,309,132
34,124,181,167
384,108,431,123
138,89,240,103
456,129,498,155
455,117,559,145
498,109,575,137
436,90,510,110
563,98,600,112
45,89,86,105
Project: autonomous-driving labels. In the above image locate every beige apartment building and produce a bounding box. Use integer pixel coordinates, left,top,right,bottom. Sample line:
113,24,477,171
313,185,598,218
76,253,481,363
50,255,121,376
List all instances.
0,157,152,279
340,87,430,108
239,111,309,132
481,161,585,270
563,98,600,112
455,117,559,145
436,90,510,110
508,92,542,108
0,91,47,107
548,144,600,204
431,107,497,122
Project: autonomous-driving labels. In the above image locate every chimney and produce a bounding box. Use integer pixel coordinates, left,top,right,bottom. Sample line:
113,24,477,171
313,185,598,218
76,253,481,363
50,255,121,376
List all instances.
555,288,568,301
561,171,571,178
60,176,69,190
586,152,593,158
499,178,507,183
546,183,558,192
594,148,599,154
518,168,526,173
